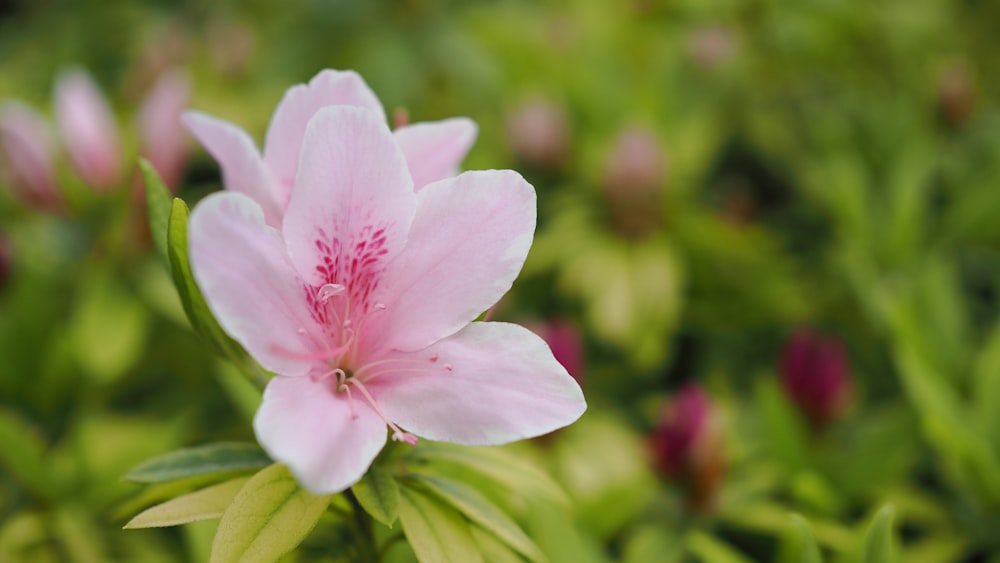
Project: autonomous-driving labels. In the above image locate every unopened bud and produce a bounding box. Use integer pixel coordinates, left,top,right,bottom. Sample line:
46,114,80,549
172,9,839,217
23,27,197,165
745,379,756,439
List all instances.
601,126,666,239
54,68,122,191
0,102,62,210
505,98,569,169
537,319,585,388
138,69,191,190
649,384,726,511
688,26,734,70
938,63,976,128
779,328,853,429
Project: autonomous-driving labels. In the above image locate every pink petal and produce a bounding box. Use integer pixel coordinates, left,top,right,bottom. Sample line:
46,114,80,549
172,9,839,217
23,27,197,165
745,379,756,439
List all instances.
368,170,535,355
255,374,387,494
138,69,190,190
189,192,325,377
368,322,586,445
263,70,385,201
282,106,415,318
393,117,477,191
0,102,61,208
182,111,283,226
53,68,122,191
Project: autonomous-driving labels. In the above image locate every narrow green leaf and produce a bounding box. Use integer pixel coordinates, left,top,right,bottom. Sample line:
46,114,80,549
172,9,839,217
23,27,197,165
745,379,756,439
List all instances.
409,474,544,563
167,198,247,362
398,483,483,563
862,506,897,563
411,443,568,505
778,515,823,563
140,158,172,268
351,466,400,527
470,525,525,563
125,477,249,529
755,377,808,472
124,442,271,483
622,525,684,563
210,464,331,563
685,530,755,563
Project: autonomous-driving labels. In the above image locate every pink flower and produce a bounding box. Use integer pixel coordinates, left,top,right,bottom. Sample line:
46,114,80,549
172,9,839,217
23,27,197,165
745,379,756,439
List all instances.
137,69,191,190
54,68,122,191
183,69,477,227
779,328,853,429
189,106,586,494
0,102,61,209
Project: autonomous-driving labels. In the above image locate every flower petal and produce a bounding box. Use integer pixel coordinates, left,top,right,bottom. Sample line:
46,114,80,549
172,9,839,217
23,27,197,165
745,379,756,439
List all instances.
182,111,283,226
393,117,477,190
255,374,387,494
369,322,586,445
283,106,415,313
369,170,535,355
53,68,122,190
263,69,385,200
189,192,323,376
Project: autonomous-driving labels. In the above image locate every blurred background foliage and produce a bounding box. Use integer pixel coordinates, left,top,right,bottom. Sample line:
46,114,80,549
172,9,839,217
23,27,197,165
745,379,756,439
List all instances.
2,0,1000,561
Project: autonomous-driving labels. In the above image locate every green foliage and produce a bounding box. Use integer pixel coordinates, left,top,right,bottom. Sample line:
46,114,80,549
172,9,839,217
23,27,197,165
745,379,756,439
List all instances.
210,464,331,563
862,506,898,563
397,484,484,563
125,477,249,528
124,442,272,484
352,466,400,528
140,159,171,268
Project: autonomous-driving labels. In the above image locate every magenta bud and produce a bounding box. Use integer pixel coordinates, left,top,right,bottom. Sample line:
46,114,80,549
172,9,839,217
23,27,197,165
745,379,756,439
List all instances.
537,319,585,388
505,98,569,169
138,68,191,190
54,68,122,191
601,126,667,238
0,102,62,210
779,328,854,429
649,384,726,510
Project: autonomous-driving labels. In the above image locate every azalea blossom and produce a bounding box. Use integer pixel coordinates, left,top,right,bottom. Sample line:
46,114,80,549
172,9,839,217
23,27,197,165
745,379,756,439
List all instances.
183,69,477,227
189,105,586,494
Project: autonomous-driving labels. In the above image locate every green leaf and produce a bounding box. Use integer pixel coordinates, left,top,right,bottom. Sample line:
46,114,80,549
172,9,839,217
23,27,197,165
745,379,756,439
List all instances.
167,198,248,362
70,269,150,384
778,515,823,563
470,525,525,563
125,477,249,529
622,525,684,563
351,466,400,527
398,483,483,563
862,506,897,563
140,158,172,268
409,474,544,563
685,530,754,563
410,443,568,506
124,442,271,484
755,377,808,472
0,409,51,498
210,464,331,563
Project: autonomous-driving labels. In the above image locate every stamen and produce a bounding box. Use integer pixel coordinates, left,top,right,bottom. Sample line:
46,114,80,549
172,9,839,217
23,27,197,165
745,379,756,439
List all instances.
353,355,443,381
342,377,417,445
317,283,346,302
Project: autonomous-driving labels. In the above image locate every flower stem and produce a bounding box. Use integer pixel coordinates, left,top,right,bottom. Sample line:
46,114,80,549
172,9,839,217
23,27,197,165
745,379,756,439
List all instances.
344,489,379,562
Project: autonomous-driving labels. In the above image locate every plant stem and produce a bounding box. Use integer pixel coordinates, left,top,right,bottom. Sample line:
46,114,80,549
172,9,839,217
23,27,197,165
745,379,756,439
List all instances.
345,489,379,562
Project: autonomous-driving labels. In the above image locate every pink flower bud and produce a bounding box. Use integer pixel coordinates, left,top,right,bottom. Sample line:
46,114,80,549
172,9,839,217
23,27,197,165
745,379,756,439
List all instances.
505,98,569,169
779,328,854,429
0,102,61,210
688,26,734,70
54,68,122,191
138,69,191,189
536,319,585,388
649,384,726,511
601,126,666,238
938,63,976,128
